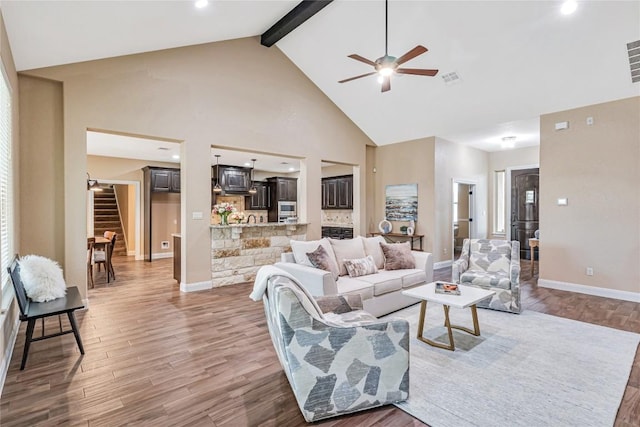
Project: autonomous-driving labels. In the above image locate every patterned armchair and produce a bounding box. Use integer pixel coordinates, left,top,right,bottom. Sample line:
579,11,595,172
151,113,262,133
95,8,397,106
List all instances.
255,266,409,422
452,239,521,314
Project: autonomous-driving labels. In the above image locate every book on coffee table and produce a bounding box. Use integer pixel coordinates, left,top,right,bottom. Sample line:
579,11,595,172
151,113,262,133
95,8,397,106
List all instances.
435,282,461,295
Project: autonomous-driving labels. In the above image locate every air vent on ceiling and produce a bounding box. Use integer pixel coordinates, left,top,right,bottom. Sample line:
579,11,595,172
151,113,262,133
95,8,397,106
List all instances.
627,40,640,83
441,71,461,86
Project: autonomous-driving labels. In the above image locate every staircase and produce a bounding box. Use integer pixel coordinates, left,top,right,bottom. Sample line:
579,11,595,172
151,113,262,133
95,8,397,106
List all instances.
93,187,127,256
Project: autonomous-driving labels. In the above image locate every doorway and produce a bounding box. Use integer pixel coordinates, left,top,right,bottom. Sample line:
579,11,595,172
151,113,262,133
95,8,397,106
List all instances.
510,167,539,259
452,181,476,260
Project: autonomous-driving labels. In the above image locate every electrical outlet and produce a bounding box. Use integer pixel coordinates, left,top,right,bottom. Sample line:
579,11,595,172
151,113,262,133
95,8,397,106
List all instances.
586,267,594,276
161,241,170,249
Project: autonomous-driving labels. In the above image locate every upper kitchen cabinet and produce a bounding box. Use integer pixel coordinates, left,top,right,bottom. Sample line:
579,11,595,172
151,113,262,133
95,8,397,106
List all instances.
322,175,353,209
267,177,297,201
145,166,181,193
245,181,270,210
212,165,251,194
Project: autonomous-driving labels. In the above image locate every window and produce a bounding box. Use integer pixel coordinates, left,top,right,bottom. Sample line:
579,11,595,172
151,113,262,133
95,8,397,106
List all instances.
494,170,506,234
0,63,13,300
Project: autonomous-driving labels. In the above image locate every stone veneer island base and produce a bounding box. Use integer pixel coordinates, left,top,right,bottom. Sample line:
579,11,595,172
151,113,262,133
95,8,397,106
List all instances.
210,223,307,287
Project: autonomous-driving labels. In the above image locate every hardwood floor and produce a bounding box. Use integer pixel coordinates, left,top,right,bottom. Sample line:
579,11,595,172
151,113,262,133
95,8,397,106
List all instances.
1,256,638,426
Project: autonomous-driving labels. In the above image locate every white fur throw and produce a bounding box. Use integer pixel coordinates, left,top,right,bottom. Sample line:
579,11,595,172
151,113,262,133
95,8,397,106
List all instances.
19,255,67,302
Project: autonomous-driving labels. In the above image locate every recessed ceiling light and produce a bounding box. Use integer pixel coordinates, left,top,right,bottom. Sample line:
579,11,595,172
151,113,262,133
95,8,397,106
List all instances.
288,167,295,172
172,155,180,160
157,147,169,151
561,0,577,15
501,136,516,149
280,161,289,165
195,0,209,9
244,162,251,166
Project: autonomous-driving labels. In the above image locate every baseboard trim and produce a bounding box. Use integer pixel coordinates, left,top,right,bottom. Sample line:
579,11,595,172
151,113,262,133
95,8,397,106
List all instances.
0,316,20,397
180,280,212,293
538,279,640,303
127,250,136,256
152,252,173,260
434,260,452,269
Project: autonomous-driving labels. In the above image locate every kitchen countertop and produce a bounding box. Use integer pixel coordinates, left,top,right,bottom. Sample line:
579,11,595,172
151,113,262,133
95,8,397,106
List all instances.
211,222,308,229
321,223,354,228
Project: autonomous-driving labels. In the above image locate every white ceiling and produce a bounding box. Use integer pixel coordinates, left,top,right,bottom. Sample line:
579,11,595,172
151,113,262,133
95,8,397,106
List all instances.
3,0,640,155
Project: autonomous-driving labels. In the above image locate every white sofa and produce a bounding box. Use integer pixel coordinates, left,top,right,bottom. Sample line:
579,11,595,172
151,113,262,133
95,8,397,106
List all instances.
275,236,434,317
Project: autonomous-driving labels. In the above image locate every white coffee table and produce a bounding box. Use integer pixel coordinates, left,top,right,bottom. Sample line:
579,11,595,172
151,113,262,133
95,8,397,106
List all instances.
402,282,495,351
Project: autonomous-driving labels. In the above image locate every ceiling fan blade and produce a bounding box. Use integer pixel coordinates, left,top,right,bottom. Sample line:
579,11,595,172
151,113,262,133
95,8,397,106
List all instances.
381,76,391,92
395,45,428,66
338,72,377,84
396,68,439,76
347,54,376,67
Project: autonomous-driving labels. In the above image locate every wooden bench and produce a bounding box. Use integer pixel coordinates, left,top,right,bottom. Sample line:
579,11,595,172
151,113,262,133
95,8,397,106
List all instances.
8,256,85,370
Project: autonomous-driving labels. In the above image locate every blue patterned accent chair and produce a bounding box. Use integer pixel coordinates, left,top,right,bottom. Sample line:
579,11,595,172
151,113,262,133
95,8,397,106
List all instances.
452,239,521,314
260,267,409,422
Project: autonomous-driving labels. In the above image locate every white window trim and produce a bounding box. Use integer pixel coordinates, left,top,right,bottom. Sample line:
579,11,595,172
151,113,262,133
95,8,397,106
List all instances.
0,61,14,310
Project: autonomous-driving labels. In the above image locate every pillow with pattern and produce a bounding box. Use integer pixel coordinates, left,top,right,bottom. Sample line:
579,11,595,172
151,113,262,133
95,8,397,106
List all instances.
344,255,378,278
306,245,340,280
380,242,415,270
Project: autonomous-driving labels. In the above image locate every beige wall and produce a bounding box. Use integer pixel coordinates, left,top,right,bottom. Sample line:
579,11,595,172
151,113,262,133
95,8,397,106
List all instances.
434,138,489,262
374,137,436,251
322,164,354,177
113,184,134,254
539,96,640,295
18,76,64,260
19,36,372,293
0,7,20,393
150,193,180,256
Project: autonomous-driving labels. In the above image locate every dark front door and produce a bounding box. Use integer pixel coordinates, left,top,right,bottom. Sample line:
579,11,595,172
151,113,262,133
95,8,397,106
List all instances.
511,168,539,259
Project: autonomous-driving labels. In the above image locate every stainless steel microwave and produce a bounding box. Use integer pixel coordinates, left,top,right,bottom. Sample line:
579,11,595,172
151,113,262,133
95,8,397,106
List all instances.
277,201,297,222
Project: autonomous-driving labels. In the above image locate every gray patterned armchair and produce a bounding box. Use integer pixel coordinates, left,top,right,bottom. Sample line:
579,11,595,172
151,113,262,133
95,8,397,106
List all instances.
452,239,521,314
253,266,409,422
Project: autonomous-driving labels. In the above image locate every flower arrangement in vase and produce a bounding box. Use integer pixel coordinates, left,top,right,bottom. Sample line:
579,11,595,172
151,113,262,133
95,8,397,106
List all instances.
212,202,236,225
229,211,246,224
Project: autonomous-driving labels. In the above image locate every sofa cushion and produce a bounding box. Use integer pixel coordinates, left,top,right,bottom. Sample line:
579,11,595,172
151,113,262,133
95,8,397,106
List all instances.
291,238,337,268
306,245,340,280
354,270,404,296
336,276,374,301
362,236,386,269
399,269,426,288
344,255,378,278
460,270,512,290
380,242,415,270
330,237,366,276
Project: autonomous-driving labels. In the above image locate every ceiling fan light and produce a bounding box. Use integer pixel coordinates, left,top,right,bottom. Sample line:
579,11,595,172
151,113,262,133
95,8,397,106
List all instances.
377,75,384,84
561,0,577,15
379,67,394,77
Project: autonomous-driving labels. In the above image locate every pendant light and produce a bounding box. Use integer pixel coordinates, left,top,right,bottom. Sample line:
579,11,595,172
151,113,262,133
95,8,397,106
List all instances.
87,173,102,192
213,154,222,193
248,159,257,194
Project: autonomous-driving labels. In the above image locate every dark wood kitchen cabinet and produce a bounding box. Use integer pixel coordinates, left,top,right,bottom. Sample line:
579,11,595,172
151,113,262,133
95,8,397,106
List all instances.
267,177,297,201
322,175,352,209
146,167,181,193
212,165,251,194
245,181,270,210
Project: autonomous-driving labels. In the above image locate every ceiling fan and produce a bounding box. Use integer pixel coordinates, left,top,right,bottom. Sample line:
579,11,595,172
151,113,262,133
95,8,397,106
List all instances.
338,0,439,92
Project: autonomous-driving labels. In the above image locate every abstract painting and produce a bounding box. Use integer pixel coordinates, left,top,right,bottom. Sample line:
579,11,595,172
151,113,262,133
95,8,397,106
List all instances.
385,184,418,221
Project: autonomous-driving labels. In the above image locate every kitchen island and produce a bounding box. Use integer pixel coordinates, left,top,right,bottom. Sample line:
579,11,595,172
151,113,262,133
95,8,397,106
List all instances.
210,222,307,287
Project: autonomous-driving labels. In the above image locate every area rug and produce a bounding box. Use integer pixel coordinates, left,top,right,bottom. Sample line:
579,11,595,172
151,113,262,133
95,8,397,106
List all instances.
384,304,640,427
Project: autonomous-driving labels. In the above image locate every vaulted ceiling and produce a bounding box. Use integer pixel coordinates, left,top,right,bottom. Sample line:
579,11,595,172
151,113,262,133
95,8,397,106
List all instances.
2,0,639,152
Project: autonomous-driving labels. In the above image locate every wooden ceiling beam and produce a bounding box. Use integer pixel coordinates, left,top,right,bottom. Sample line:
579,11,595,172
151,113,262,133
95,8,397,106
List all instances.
261,0,333,47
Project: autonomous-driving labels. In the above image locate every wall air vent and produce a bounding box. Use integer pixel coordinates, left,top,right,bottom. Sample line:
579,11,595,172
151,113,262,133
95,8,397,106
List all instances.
627,40,640,83
441,71,461,86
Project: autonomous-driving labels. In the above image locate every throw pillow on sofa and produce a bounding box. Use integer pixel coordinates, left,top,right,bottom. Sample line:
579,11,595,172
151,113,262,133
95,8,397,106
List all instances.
380,242,416,270
306,245,340,280
18,255,67,302
291,238,337,267
362,236,386,269
329,236,366,276
344,255,378,278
